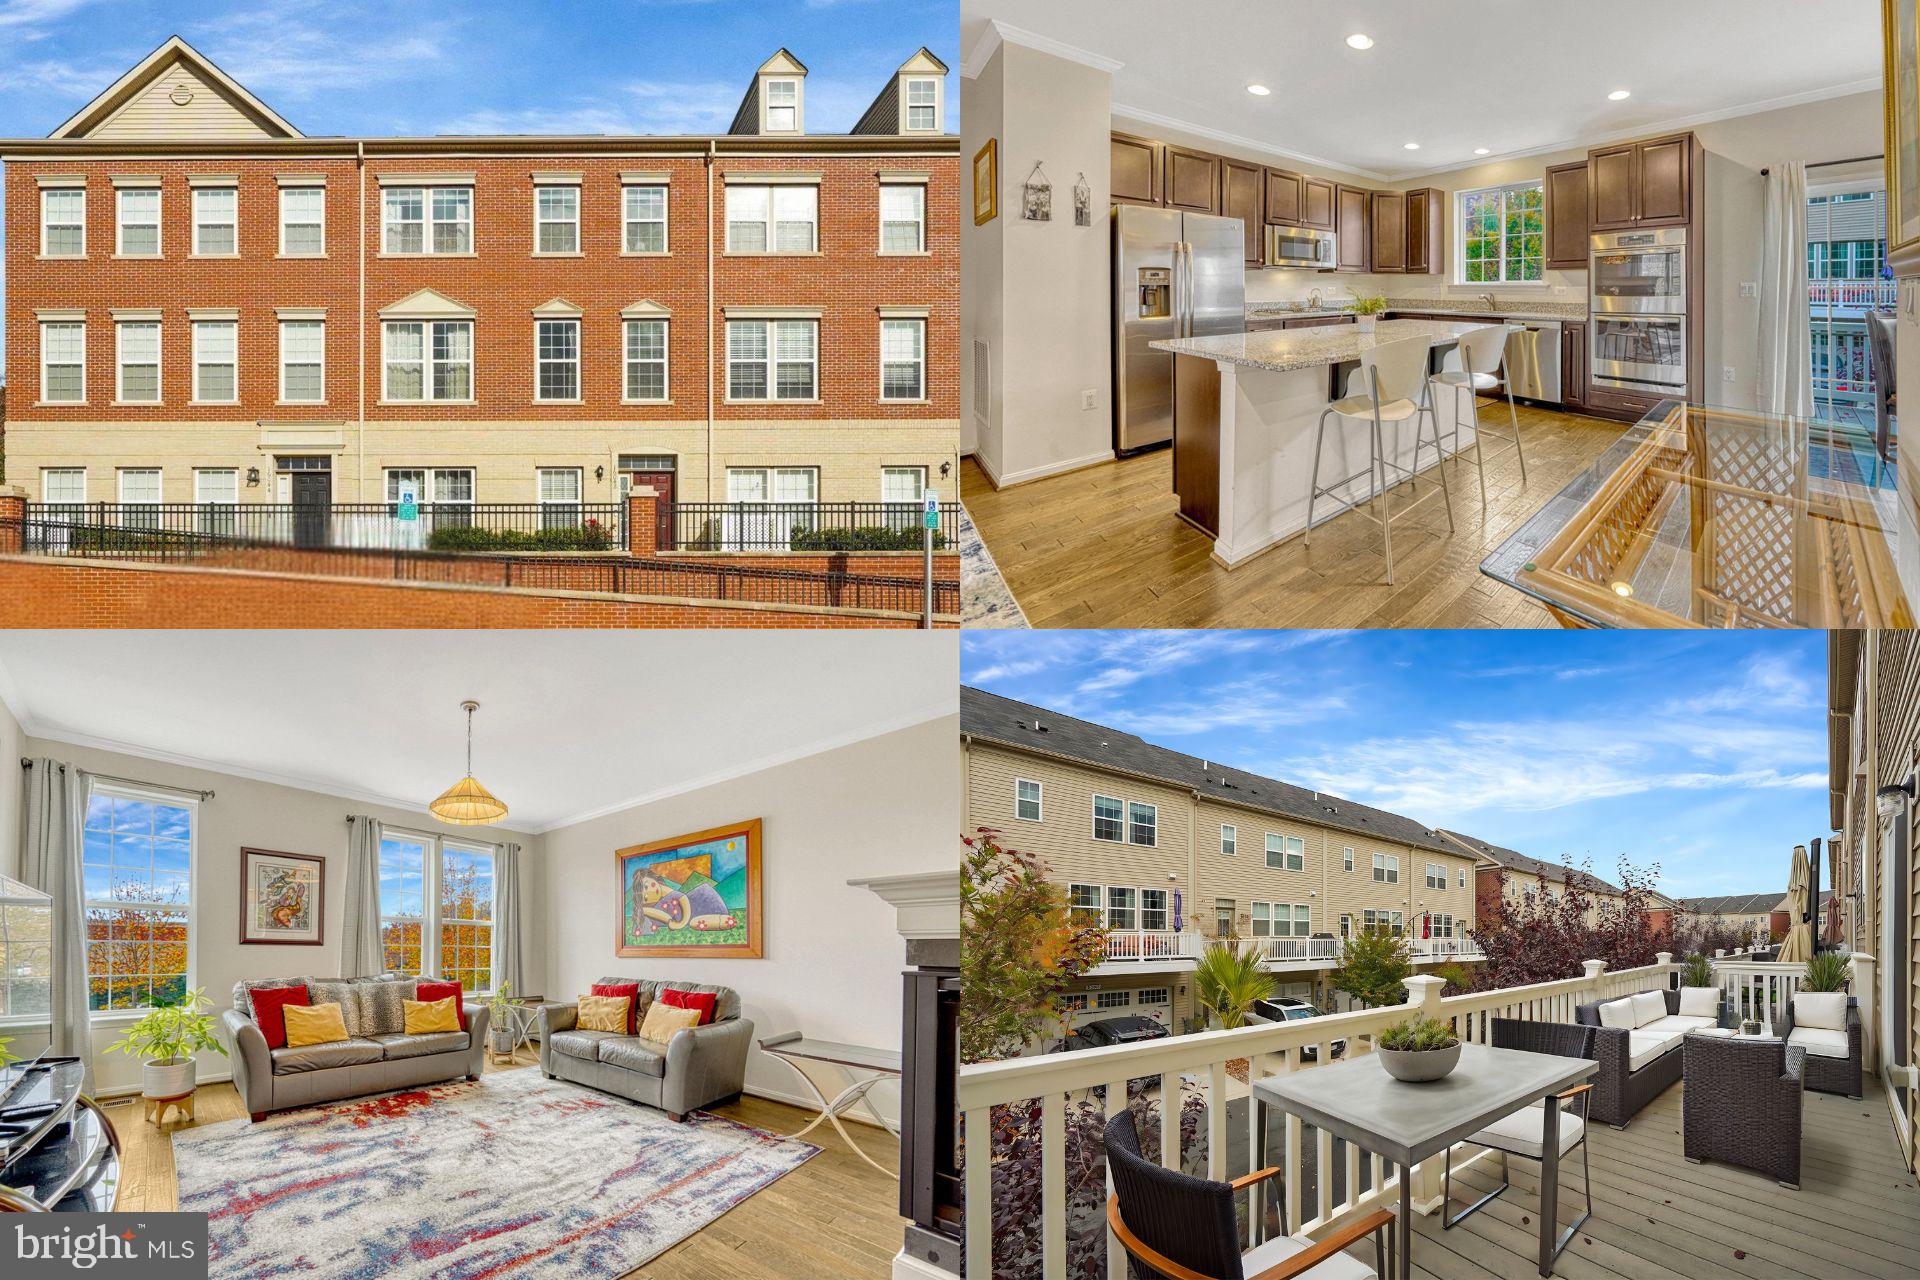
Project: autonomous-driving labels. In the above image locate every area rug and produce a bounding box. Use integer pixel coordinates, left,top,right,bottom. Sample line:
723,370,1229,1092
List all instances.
173,1069,818,1279
959,504,1029,628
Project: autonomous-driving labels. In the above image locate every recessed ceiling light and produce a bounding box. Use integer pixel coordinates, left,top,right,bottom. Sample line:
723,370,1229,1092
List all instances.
1346,33,1375,50
1247,84,1271,96
1403,142,1421,151
1474,148,1491,156
1609,89,1632,101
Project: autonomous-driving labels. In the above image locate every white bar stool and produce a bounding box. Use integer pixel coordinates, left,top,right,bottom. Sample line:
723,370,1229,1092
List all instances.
1306,333,1452,585
1429,323,1528,510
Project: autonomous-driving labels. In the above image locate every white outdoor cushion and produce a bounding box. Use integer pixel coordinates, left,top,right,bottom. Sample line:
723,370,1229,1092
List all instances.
1631,991,1666,1027
1641,1014,1713,1036
1678,987,1720,1018
1598,997,1637,1030
1793,993,1848,1032
1788,1026,1850,1059
1240,1230,1377,1280
1466,1103,1585,1160
1627,1030,1681,1072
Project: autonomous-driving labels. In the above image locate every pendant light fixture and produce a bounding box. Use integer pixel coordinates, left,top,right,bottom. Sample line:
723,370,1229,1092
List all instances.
430,700,508,826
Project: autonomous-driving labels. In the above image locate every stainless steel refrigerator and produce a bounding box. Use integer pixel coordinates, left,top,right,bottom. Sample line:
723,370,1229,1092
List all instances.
1113,205,1247,454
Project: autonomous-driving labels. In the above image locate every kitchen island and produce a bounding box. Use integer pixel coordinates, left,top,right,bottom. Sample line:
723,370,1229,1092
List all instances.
1152,318,1495,569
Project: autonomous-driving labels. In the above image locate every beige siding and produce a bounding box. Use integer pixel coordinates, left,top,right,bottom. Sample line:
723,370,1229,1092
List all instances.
89,66,277,141
1195,799,1327,939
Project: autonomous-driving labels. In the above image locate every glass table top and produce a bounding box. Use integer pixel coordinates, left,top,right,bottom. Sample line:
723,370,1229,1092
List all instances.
1482,399,1914,628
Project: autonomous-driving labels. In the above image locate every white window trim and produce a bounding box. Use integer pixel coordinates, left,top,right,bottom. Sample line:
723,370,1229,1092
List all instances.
194,468,239,504
1453,179,1547,288
191,186,238,257
533,185,582,257
377,825,497,997
1014,777,1043,822
537,467,585,510
902,76,941,132
1221,823,1236,857
1066,881,1104,924
381,185,475,256
117,467,161,505
278,319,326,404
879,317,927,403
724,183,819,255
1138,886,1171,933
41,467,86,504
879,182,927,255
116,187,160,258
880,465,927,504
622,317,670,404
191,320,238,405
1265,832,1305,872
1126,801,1158,848
83,779,199,1024
724,317,819,403
40,321,86,405
1091,793,1124,843
1105,884,1140,931
534,317,582,403
278,185,326,258
381,319,476,404
763,77,802,133
1343,846,1355,872
40,186,86,258
114,320,160,405
621,184,670,256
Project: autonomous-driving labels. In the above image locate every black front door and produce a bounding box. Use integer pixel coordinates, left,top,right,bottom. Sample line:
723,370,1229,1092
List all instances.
291,471,331,549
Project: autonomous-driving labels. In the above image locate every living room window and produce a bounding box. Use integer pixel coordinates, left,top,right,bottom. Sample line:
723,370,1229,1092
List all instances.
82,783,194,1013
378,830,495,995
0,875,53,1024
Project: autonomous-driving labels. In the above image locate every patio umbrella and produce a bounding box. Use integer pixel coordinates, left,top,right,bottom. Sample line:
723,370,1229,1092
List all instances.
1777,844,1814,963
1823,890,1843,945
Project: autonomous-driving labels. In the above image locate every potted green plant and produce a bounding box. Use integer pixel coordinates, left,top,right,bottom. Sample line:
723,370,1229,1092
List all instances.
1680,953,1714,988
1352,295,1389,332
1376,1013,1461,1082
104,987,225,1100
1802,950,1850,993
486,980,520,1059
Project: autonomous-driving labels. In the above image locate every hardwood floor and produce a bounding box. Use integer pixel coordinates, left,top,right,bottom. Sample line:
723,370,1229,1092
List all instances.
963,401,1626,629
104,1046,903,1279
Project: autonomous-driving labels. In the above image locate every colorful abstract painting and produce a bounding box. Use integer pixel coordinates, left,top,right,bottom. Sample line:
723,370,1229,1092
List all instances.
239,848,324,946
616,818,762,958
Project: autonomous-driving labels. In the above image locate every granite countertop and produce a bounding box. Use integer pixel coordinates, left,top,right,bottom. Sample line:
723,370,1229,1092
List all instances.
1152,318,1488,373
1247,299,1586,324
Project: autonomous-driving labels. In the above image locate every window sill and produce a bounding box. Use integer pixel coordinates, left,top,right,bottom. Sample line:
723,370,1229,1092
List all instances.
112,253,164,261
722,251,824,258
877,250,933,258
189,253,240,261
534,398,585,405
619,250,672,258
277,252,329,260
378,251,478,259
532,250,585,258
111,400,164,408
880,398,930,405
35,401,87,408
724,397,822,405
276,400,330,407
191,400,241,408
1447,280,1550,290
620,398,674,406
36,253,87,261
378,399,478,406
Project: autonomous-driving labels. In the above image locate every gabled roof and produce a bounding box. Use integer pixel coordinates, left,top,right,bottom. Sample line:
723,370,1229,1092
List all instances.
1677,891,1786,916
852,48,950,136
962,686,1464,857
757,48,809,76
49,36,301,141
729,48,808,136
1437,829,1627,896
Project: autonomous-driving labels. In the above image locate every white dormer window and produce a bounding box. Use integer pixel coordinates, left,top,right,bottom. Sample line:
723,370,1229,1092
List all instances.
905,77,939,131
765,79,799,131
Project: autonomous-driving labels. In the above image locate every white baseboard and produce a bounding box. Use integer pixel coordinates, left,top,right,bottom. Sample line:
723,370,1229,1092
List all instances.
893,1248,957,1280
988,449,1115,489
93,1069,233,1102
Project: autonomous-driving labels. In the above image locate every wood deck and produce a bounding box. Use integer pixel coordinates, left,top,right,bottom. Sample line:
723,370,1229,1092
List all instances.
962,401,1625,629
1356,1075,1920,1280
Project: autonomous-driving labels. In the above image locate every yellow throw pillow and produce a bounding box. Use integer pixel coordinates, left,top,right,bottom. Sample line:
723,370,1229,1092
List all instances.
577,993,632,1034
283,1002,350,1048
403,996,461,1035
639,1000,702,1044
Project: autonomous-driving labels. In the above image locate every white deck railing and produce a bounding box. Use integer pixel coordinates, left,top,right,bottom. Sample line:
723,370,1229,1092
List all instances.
960,954,1681,1279
1100,930,1207,962
1101,933,1486,965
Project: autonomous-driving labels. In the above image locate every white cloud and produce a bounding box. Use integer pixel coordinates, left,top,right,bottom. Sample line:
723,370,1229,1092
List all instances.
202,5,456,103
0,0,96,32
442,78,743,136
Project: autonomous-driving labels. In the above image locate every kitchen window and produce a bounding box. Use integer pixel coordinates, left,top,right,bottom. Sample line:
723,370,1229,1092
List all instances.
1127,802,1157,847
279,320,325,402
377,830,495,994
117,468,161,527
1372,853,1399,884
534,186,579,254
725,185,817,253
765,79,799,131
41,186,85,256
384,320,473,401
1106,886,1138,931
880,183,925,253
623,185,667,253
83,783,196,1012
880,318,925,400
1457,181,1544,285
116,187,160,256
905,78,939,131
1092,794,1124,842
1140,889,1169,932
623,318,668,402
726,318,817,401
1067,883,1102,925
192,321,238,403
537,468,583,529
40,322,86,403
1014,778,1042,821
383,186,472,254
1265,832,1305,872
279,186,324,255
1221,824,1237,857
116,321,161,403
535,319,580,401
192,187,236,255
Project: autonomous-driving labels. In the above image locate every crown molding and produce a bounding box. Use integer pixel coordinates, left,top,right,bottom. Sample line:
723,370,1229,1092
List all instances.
963,19,1123,80
1109,103,1389,184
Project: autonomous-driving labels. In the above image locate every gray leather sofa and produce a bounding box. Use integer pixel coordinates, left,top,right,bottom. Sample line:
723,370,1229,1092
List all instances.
539,977,752,1121
223,975,488,1122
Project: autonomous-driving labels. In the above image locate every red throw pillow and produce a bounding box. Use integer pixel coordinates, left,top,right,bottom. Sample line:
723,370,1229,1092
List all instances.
250,985,311,1051
661,988,717,1027
591,982,643,1035
415,979,467,1030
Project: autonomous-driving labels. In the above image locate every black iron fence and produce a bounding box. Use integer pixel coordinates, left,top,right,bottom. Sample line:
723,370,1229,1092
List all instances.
23,502,628,553
667,501,961,552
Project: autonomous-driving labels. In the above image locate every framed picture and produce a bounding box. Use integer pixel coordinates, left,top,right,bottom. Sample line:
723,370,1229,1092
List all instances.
239,848,325,945
973,138,999,226
1887,0,1920,275
615,818,762,959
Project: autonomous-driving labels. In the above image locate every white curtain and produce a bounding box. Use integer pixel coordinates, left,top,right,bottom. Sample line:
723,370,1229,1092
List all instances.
22,758,92,1088
491,842,525,997
340,816,385,978
1757,161,1815,416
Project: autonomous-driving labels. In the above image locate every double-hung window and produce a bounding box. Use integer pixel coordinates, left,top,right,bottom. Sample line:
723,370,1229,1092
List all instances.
279,319,325,402
1127,801,1157,847
1343,846,1355,872
880,183,925,253
1140,888,1169,932
534,185,579,253
725,184,817,253
765,79,799,131
116,320,161,403
623,185,667,253
1067,883,1102,925
40,321,85,402
83,784,195,1012
1014,778,1042,821
279,185,325,255
377,829,496,994
1425,863,1447,890
905,78,939,131
1221,824,1237,857
192,320,238,403
1457,181,1544,285
881,466,925,508
41,185,85,256
42,468,85,509
383,185,472,254
1091,794,1124,842
117,468,161,527
623,319,668,401
194,469,238,535
1265,833,1305,871
192,187,236,255
726,318,817,401
116,187,160,256
1106,886,1138,931
722,466,816,548
880,318,926,401
1372,853,1399,884
384,320,473,401
535,319,580,401
537,467,583,531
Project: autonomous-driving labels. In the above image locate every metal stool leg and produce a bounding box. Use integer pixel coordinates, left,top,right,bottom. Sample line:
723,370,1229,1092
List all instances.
1507,384,1528,483
1421,383,1454,532
1306,407,1334,547
1372,410,1393,584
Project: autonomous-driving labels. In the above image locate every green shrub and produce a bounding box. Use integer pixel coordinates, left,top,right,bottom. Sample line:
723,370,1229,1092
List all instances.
1802,950,1850,993
428,522,614,553
1680,953,1714,987
1378,1014,1458,1052
1431,963,1476,996
789,525,946,552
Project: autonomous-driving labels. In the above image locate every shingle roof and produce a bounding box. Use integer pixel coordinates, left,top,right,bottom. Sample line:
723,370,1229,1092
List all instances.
1678,892,1785,915
1437,829,1626,896
962,686,1465,857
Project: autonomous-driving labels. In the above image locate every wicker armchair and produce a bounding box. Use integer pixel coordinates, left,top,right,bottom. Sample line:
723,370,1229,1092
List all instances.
1682,1032,1802,1188
1103,1109,1395,1279
1780,995,1863,1098
1573,988,1695,1128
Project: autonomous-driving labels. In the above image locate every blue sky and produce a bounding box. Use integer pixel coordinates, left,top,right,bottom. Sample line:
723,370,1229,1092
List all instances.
963,631,1831,900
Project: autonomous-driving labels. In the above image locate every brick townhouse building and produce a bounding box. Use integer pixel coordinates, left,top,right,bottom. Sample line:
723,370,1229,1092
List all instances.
0,37,958,531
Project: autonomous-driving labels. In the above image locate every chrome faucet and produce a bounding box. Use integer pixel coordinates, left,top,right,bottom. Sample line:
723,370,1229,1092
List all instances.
1479,292,1496,312
1309,289,1323,312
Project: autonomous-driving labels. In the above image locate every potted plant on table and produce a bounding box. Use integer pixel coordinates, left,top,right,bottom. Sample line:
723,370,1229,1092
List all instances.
104,987,225,1100
1376,1013,1461,1082
1352,295,1389,332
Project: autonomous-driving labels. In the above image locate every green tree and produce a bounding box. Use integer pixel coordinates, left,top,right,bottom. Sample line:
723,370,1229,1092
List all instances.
1192,942,1275,1030
1332,928,1413,1008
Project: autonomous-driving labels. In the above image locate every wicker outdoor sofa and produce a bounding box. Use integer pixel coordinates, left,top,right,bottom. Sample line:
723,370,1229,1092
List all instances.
1574,987,1723,1128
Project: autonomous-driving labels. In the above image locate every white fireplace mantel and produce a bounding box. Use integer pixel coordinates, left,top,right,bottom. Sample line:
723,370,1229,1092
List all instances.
850,870,960,941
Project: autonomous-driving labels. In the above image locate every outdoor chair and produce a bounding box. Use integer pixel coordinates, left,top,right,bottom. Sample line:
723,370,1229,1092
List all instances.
1682,1032,1802,1188
1442,1018,1596,1271
1868,310,1897,466
1780,993,1863,1098
1103,1109,1394,1279
1573,987,1713,1127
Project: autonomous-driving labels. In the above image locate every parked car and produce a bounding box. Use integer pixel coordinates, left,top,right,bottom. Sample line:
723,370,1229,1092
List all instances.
1251,997,1346,1060
1065,1015,1169,1051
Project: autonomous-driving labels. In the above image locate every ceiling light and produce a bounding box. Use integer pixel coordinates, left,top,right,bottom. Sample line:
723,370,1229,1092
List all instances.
1474,148,1491,156
1403,142,1421,151
1608,89,1631,101
430,700,508,826
1247,83,1271,96
1346,33,1374,50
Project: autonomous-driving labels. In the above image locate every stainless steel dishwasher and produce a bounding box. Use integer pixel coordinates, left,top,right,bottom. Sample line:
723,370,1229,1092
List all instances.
1502,319,1563,404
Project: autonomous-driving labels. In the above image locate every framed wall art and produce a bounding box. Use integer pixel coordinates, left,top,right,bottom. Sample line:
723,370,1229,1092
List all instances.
239,848,325,945
615,818,763,959
1887,0,1920,274
973,138,999,226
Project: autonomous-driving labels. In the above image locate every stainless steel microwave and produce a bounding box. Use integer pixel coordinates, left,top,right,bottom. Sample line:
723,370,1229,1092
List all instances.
1265,225,1336,270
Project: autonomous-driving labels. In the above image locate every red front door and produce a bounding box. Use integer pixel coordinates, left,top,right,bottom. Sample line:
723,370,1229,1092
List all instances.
627,469,675,549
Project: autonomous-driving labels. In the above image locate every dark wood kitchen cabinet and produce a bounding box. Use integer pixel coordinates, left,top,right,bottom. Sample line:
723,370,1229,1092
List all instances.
1370,190,1407,272
1544,161,1590,270
1110,132,1163,207
1300,177,1335,231
1265,167,1303,226
1403,188,1443,275
1336,184,1370,272
1635,135,1691,225
1165,145,1221,213
1562,321,1587,411
1589,133,1696,231
1221,157,1266,266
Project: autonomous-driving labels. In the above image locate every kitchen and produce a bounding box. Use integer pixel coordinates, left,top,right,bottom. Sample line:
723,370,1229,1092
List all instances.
960,1,1906,629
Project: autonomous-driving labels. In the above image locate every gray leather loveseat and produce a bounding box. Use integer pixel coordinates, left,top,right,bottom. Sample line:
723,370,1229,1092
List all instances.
539,977,752,1121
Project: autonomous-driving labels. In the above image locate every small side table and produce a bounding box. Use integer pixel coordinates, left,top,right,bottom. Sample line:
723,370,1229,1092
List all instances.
143,1091,193,1126
490,996,549,1063
757,1032,901,1176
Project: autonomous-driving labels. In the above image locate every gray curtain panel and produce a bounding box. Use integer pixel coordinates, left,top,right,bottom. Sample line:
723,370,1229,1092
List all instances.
340,816,385,978
22,758,92,1088
492,842,525,996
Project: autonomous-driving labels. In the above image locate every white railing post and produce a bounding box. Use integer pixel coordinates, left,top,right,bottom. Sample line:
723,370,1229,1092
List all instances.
1851,952,1877,1073
1401,975,1449,1210
1404,973,1446,1018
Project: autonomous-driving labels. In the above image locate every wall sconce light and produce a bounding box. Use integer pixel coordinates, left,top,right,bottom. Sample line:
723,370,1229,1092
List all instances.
245,467,261,487
1875,775,1915,819
939,461,952,478
594,465,605,482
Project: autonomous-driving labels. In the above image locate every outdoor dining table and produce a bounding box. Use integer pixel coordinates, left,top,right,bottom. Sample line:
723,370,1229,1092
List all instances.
1250,1042,1596,1279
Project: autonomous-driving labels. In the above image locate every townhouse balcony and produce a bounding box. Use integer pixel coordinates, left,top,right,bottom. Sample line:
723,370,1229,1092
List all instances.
1094,931,1484,972
1809,278,1899,316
